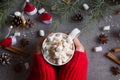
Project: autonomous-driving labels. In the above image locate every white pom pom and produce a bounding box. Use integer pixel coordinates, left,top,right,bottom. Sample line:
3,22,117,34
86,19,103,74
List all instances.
10,36,17,45
26,0,29,2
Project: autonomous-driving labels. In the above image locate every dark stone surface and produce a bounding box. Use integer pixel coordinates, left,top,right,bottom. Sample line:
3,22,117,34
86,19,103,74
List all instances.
0,0,120,80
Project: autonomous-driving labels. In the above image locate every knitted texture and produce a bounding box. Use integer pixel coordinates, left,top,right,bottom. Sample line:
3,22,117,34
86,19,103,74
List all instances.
27,53,56,80
27,51,88,80
58,51,88,80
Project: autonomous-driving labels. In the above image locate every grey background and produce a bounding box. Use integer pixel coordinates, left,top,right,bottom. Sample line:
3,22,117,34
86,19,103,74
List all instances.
0,0,120,80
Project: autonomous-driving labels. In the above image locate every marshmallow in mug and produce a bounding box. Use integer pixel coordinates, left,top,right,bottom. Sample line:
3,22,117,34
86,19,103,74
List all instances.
46,56,51,60
67,36,73,44
48,35,54,42
60,52,67,58
56,45,63,52
62,56,69,63
67,49,74,55
45,45,51,50
54,52,61,59
44,50,49,57
49,59,56,64
58,58,62,65
54,34,63,41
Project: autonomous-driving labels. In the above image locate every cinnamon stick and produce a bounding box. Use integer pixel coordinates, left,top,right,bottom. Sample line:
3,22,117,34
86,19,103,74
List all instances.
106,52,120,65
5,46,28,56
112,47,120,53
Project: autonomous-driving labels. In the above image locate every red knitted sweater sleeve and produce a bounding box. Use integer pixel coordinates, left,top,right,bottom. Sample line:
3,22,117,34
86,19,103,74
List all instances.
58,50,88,80
27,53,56,80
27,51,88,80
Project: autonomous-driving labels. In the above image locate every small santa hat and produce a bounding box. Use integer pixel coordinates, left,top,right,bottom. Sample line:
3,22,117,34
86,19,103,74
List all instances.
38,8,52,24
0,36,17,47
24,0,37,15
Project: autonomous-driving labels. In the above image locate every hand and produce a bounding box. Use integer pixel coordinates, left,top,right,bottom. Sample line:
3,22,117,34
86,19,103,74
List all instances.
73,37,85,52
35,37,46,54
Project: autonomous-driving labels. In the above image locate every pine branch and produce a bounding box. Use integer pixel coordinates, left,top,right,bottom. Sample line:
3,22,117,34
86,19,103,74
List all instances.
89,0,111,20
0,0,15,26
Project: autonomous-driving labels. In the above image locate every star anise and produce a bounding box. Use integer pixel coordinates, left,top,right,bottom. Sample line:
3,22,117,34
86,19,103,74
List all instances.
98,33,109,44
20,38,29,47
111,66,120,75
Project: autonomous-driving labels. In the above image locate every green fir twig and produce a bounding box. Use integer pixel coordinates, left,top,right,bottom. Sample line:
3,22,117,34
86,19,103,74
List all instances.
0,0,15,26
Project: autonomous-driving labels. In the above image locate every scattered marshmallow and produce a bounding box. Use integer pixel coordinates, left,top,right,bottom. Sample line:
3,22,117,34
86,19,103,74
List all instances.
39,30,45,36
14,32,21,36
94,46,103,52
38,8,45,14
24,62,30,70
83,3,89,10
103,26,110,31
14,11,22,17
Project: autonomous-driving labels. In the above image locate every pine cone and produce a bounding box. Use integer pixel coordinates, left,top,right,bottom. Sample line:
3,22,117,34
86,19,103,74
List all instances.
72,13,83,22
98,33,109,44
0,53,12,65
11,16,22,27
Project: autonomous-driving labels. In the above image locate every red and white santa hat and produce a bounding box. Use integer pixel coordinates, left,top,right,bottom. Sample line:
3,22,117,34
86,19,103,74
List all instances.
0,36,17,47
38,8,52,24
24,0,37,15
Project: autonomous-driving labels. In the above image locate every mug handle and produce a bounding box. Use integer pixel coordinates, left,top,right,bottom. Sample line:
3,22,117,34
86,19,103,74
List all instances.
68,28,81,40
